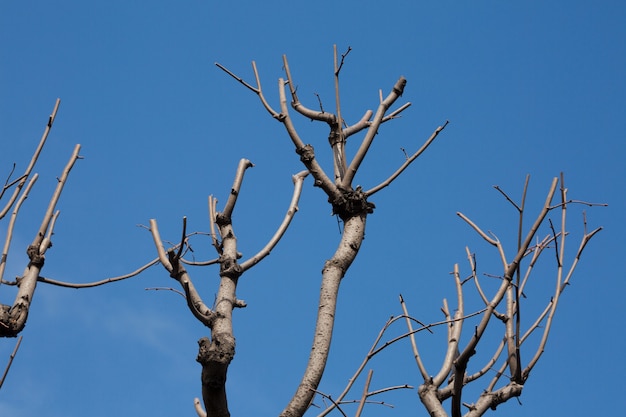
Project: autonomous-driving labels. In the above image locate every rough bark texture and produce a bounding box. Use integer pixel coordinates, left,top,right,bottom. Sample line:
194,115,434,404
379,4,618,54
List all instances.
0,249,44,337
280,210,367,417
196,213,242,417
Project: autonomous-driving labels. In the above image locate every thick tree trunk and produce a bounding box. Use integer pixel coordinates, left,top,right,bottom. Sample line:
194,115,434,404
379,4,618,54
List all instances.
280,213,366,417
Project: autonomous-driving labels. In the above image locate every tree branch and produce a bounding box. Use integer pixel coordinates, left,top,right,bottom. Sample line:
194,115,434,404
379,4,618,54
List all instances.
341,76,407,189
366,121,448,196
240,170,308,272
0,99,61,219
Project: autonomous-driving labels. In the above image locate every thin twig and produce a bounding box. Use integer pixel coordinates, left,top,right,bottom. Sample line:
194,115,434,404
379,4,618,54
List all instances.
0,99,61,219
366,121,448,196
0,335,23,389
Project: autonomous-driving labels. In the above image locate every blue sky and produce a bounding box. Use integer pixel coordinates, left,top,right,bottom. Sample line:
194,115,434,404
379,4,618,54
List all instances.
1,1,624,416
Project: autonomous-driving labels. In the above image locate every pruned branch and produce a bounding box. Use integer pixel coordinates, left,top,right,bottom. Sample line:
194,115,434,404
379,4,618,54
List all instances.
222,158,254,221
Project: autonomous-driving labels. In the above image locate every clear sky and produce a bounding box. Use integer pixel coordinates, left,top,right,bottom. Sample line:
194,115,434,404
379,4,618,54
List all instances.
1,1,624,416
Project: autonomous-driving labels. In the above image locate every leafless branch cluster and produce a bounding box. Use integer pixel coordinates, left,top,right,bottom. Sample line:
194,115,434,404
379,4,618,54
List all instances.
405,175,601,416
216,45,447,417
0,99,83,338
0,47,604,417
148,159,308,417
0,99,83,386
307,175,602,417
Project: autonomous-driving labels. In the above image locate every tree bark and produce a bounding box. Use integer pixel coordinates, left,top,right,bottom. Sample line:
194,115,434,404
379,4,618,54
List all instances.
280,212,366,417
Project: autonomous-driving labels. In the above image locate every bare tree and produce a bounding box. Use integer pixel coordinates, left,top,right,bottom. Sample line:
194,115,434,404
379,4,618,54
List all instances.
1,48,603,417
0,99,81,385
147,46,446,417
312,175,603,417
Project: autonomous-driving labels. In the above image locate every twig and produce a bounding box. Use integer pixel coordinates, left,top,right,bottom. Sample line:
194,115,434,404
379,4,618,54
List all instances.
366,121,447,196
149,219,173,272
0,175,38,284
0,335,23,389
37,258,160,288
145,287,186,299
0,99,61,219
215,61,280,118
354,369,373,417
400,294,429,379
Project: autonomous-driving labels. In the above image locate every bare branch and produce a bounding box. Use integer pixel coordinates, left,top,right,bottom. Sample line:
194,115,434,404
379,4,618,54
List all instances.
334,45,352,76
241,170,308,272
37,258,160,288
32,144,82,250
433,265,463,390
215,61,280,118
314,390,349,417
208,195,221,255
222,159,254,220
149,219,174,272
0,335,22,389
342,110,374,139
0,175,38,284
194,397,207,417
341,76,407,189
0,144,81,336
456,212,499,246
333,45,348,180
366,121,448,196
354,369,373,417
277,77,341,200
0,99,61,219
400,294,429,379
283,55,334,123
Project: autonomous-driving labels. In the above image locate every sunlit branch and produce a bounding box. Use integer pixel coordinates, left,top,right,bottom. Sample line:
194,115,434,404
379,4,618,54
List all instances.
194,397,207,417
314,390,349,417
341,76,407,189
32,144,82,250
456,212,498,246
342,110,373,139
37,258,161,288
0,175,38,284
282,55,334,123
400,294,429,379
366,121,447,196
433,265,463,395
240,170,308,272
208,195,221,255
222,159,254,221
277,77,340,200
0,99,61,219
332,45,348,181
354,369,372,417
214,62,280,118
0,335,22,389
149,219,173,272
